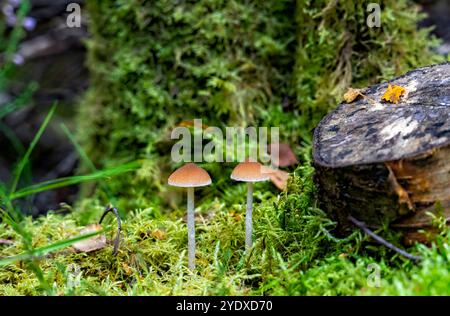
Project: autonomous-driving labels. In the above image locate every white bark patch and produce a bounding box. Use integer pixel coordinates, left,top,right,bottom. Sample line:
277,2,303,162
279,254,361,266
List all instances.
370,102,384,111
404,80,418,97
380,118,418,141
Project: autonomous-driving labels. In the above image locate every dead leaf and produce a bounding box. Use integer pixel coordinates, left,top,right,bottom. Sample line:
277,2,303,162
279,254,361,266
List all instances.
385,163,414,212
265,167,290,190
150,229,166,240
343,88,363,103
73,224,107,253
269,143,299,168
381,84,406,104
229,211,242,221
122,262,133,275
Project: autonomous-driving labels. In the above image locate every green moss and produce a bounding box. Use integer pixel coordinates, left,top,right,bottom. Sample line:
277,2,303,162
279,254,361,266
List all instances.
79,0,296,210
294,0,444,125
2,1,448,296
1,160,449,295
78,1,443,210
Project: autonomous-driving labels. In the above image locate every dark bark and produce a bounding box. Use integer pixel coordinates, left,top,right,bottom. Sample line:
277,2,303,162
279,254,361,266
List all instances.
313,62,450,243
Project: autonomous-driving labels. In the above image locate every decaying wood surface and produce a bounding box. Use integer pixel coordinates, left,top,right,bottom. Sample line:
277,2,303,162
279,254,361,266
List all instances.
313,62,450,243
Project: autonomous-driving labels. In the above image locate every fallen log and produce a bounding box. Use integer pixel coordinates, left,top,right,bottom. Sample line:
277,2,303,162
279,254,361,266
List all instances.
313,62,450,244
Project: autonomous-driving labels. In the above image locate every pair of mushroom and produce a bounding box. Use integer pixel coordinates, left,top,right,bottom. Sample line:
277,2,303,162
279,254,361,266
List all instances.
168,161,269,270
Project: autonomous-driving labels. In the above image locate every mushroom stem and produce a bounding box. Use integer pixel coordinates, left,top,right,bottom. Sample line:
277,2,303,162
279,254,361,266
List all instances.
245,182,254,251
187,187,196,270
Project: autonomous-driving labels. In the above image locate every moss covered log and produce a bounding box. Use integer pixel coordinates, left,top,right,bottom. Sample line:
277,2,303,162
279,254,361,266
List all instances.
78,1,443,209
294,0,443,124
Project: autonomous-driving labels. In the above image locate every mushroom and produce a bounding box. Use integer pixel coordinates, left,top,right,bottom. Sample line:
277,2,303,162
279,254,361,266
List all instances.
230,161,270,251
168,163,212,270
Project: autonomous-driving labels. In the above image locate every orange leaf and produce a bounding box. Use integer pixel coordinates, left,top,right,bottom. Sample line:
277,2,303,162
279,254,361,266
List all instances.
150,229,166,240
343,88,363,103
381,84,406,104
229,211,242,221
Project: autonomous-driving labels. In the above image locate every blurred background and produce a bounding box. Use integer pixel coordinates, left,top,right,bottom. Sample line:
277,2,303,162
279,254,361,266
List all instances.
0,0,449,216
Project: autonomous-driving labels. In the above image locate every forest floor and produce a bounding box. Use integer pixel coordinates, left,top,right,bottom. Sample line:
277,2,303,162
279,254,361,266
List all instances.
1,147,449,296
1,0,450,297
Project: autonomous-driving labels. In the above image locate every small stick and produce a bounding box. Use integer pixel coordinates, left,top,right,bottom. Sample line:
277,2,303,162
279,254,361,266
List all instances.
360,93,378,105
0,239,13,246
99,204,122,255
347,215,421,262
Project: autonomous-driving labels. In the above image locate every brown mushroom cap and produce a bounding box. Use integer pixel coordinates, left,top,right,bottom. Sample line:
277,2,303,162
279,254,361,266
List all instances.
230,161,270,182
168,163,212,187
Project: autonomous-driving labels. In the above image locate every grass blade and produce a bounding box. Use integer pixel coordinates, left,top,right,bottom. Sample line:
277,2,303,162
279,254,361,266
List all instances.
0,227,109,267
60,123,117,204
9,160,140,200
0,0,30,89
60,123,97,172
0,122,33,188
10,103,57,194
0,83,37,119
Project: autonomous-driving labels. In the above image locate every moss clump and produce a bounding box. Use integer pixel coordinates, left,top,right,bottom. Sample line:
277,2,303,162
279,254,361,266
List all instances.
2,160,449,295
294,0,444,125
79,0,299,210
78,1,443,210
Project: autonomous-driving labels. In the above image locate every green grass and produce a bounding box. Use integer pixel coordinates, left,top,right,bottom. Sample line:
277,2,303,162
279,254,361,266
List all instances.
0,104,143,295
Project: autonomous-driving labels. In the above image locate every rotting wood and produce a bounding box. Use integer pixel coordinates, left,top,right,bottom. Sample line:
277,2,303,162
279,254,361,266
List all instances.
313,62,450,244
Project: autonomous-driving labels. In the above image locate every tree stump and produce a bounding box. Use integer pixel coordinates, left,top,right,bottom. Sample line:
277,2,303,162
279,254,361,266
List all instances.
313,62,450,244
